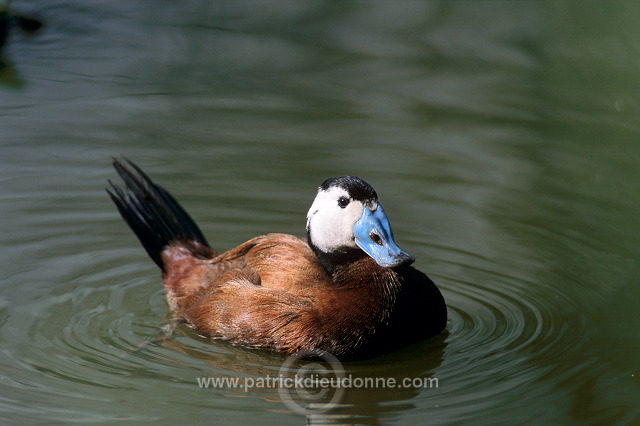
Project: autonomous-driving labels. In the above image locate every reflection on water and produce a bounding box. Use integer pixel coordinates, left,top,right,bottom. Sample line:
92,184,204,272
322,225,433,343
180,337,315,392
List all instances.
1,0,640,424
0,2,43,88
154,330,446,422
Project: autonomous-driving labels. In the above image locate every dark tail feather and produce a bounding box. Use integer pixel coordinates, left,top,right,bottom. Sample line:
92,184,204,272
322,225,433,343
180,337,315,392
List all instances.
107,158,214,270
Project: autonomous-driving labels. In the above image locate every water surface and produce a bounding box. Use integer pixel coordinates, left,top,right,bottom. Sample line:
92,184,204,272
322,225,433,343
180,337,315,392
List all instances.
2,1,639,424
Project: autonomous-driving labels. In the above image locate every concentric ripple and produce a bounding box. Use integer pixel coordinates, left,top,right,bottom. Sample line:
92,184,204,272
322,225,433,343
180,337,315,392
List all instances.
1,240,590,424
415,247,595,423
0,236,604,424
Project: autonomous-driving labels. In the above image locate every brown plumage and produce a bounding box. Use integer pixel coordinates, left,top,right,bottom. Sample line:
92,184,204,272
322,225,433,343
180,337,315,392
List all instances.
108,158,446,356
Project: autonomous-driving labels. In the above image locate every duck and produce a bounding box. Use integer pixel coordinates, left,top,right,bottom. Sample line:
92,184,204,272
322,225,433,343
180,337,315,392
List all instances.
107,158,446,356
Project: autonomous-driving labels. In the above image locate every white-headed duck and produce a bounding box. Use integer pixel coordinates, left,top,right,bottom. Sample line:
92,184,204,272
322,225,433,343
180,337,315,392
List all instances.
108,159,446,356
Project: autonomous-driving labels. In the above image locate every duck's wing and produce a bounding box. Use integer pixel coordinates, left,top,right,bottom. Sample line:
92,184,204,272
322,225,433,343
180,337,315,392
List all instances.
178,276,322,353
163,232,329,297
223,233,331,293
162,233,334,353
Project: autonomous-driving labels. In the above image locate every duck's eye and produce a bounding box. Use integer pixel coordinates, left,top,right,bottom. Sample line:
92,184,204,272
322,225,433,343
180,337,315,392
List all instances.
337,196,350,208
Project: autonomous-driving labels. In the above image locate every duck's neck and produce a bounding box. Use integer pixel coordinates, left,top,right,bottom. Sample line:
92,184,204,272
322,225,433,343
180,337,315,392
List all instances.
331,257,402,295
307,236,367,276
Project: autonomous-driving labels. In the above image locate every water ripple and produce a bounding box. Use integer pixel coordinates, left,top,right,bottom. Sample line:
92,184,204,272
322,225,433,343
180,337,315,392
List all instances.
0,235,600,423
423,255,591,414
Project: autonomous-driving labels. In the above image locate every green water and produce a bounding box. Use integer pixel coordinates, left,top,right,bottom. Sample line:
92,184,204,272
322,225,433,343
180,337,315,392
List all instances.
1,1,639,424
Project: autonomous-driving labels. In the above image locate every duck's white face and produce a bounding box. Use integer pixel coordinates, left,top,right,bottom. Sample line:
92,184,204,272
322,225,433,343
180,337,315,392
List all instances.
306,177,414,268
306,185,365,253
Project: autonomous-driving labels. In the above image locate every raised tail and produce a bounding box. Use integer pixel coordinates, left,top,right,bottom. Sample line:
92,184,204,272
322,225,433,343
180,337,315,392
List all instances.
107,158,215,270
